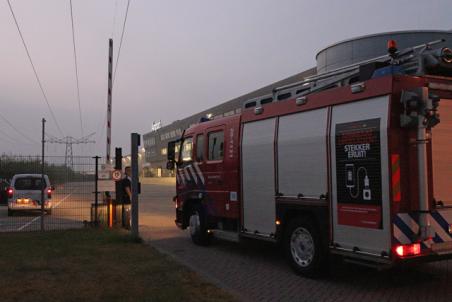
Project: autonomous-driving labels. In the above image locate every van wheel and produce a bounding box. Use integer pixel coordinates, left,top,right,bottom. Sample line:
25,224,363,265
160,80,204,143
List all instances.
189,205,210,246
8,209,13,217
284,217,328,278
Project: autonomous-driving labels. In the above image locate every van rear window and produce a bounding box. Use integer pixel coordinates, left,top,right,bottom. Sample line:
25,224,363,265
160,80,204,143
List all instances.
14,178,44,190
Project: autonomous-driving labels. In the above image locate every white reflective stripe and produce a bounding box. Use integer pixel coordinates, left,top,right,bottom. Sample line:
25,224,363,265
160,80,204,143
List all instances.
429,82,452,92
178,170,186,186
398,213,419,235
394,225,411,244
183,167,191,182
430,215,452,242
193,162,205,184
424,238,434,248
188,166,198,184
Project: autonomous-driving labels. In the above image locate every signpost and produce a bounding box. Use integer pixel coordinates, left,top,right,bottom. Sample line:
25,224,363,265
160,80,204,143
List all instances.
112,169,122,181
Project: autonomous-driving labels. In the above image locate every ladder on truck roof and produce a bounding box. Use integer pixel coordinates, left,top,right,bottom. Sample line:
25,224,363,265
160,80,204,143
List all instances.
243,39,452,109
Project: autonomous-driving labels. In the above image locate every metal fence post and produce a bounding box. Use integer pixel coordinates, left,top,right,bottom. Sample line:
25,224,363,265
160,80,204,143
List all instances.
114,147,123,226
93,156,100,226
40,118,46,231
131,133,140,238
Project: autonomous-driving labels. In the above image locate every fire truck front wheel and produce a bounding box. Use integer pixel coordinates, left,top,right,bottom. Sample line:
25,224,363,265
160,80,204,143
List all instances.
284,217,328,278
188,205,210,246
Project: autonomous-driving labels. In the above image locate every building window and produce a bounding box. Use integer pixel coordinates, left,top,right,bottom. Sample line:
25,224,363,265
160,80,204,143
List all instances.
208,131,224,161
144,136,156,147
196,134,204,162
181,137,193,162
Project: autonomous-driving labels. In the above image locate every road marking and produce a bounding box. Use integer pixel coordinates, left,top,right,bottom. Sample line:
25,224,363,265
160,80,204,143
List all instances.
53,192,72,209
16,193,72,231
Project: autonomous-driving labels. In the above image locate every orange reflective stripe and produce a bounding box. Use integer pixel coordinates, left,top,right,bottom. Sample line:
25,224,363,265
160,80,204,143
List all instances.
391,154,401,202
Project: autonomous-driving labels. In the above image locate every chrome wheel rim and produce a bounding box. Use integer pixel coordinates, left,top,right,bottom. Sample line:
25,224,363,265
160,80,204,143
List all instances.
189,212,200,236
290,227,315,267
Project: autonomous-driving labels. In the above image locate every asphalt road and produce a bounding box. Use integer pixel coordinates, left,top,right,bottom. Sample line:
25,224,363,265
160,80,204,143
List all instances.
0,182,93,232
139,178,452,302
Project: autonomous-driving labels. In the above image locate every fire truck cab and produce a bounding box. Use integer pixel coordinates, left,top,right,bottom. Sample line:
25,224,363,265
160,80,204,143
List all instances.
167,40,452,277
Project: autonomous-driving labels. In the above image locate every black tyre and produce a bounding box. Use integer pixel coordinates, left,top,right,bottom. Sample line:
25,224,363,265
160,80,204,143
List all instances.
7,209,13,217
188,205,210,246
284,217,328,278
46,209,52,215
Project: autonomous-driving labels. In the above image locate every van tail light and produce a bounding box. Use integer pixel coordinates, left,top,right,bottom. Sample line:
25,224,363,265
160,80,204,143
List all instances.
7,187,13,198
394,243,421,257
47,188,52,198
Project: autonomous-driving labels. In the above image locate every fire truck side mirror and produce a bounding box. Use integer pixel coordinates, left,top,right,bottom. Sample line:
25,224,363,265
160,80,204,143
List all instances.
166,161,175,171
167,141,176,161
167,141,176,170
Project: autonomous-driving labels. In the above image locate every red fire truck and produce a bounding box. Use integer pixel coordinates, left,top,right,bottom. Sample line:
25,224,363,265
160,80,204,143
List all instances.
166,40,452,277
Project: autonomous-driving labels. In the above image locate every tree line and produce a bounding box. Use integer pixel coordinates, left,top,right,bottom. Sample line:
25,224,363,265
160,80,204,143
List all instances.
0,156,93,184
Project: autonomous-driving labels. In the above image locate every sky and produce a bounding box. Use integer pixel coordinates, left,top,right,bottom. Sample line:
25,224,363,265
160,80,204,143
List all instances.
0,0,451,157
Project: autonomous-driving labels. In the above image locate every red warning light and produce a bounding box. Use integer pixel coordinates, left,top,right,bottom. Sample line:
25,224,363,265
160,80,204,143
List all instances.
387,39,397,50
387,40,398,57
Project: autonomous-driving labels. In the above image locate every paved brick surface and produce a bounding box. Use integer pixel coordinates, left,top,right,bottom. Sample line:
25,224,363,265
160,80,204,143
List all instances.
139,178,452,302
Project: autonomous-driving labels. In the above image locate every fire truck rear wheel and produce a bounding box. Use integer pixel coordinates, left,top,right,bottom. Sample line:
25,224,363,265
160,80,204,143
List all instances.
189,205,210,246
284,217,327,278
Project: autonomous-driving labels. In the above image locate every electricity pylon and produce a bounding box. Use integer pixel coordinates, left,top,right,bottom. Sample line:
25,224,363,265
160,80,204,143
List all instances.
46,133,96,170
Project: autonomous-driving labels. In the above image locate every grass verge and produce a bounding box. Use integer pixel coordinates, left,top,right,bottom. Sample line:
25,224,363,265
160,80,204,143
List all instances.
0,229,235,302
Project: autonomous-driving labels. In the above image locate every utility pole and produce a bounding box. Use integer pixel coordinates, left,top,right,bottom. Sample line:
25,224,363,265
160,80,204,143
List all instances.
131,133,140,239
41,118,46,231
114,147,123,225
93,156,100,226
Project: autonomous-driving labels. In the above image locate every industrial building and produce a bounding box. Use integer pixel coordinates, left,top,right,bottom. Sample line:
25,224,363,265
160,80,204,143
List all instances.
143,30,452,177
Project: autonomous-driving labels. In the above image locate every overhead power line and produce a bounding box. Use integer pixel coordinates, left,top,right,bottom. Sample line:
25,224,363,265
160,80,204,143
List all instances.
113,0,131,85
6,0,64,136
0,126,27,145
69,0,84,137
0,111,38,144
0,132,20,146
111,0,118,38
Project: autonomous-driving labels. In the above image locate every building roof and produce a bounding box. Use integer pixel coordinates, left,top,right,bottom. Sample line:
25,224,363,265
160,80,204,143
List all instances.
144,67,316,137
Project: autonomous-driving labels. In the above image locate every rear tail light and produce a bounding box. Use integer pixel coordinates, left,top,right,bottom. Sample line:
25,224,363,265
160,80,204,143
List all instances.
7,187,13,198
394,243,421,257
47,188,52,198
